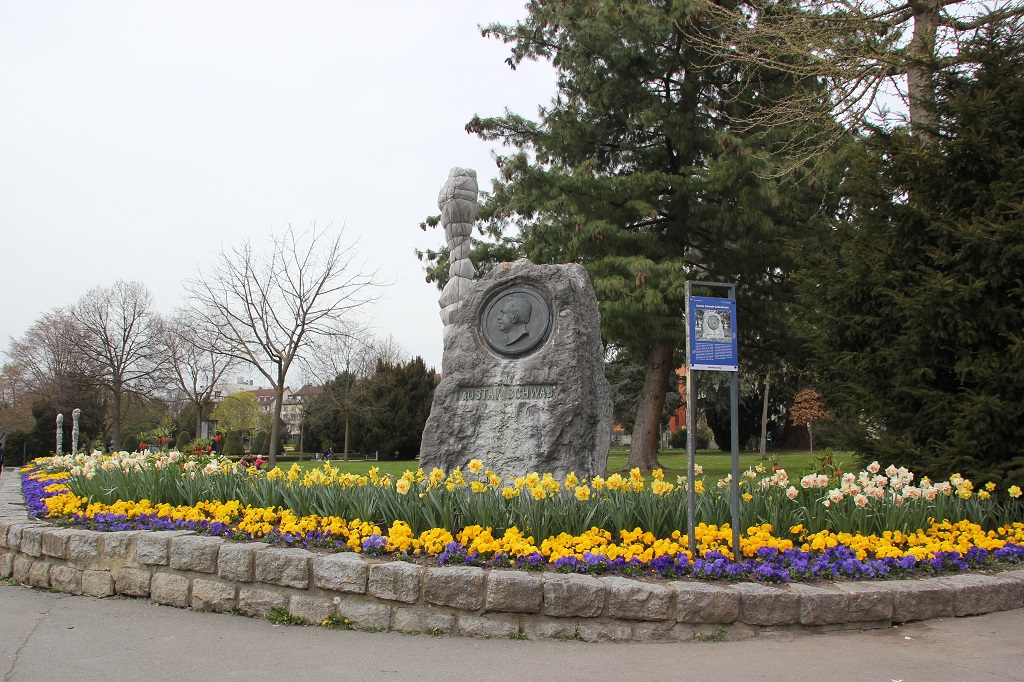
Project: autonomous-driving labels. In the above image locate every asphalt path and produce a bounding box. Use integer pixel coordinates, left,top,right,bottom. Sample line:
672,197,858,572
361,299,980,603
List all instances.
1,583,1023,681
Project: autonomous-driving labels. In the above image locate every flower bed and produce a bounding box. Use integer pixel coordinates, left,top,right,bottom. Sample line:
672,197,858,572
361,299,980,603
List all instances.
22,452,1024,585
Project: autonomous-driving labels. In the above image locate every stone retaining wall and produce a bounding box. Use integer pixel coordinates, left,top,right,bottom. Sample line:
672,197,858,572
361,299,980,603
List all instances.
2,517,1023,641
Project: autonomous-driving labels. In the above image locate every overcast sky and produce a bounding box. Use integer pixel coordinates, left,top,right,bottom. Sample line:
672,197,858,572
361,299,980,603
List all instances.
0,1,556,381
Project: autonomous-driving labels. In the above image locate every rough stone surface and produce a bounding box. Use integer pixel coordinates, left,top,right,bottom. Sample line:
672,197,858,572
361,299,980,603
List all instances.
521,617,580,640
41,528,74,558
578,622,634,643
28,560,51,588
313,553,368,594
602,576,672,621
732,582,800,626
20,526,44,557
11,555,32,583
542,574,605,618
218,543,263,582
49,565,83,595
67,530,102,565
485,570,543,613
112,567,152,597
456,613,521,638
254,547,311,589
237,586,288,618
632,623,696,643
939,574,1024,616
137,531,192,566
424,566,485,611
191,579,238,613
368,561,421,604
837,582,894,622
335,596,392,630
289,594,336,624
151,572,191,608
883,579,955,622
392,607,455,634
82,570,115,597
420,259,613,480
102,531,142,560
0,552,13,578
790,582,849,625
170,536,225,574
674,581,740,623
5,523,37,552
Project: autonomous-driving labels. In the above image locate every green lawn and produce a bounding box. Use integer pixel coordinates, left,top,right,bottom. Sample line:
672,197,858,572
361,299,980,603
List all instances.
270,449,838,482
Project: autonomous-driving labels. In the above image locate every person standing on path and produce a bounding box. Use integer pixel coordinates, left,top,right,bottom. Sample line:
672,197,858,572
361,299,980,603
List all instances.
0,443,6,477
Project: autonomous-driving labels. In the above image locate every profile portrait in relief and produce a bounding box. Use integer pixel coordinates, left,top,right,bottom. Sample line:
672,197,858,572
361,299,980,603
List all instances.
496,296,533,346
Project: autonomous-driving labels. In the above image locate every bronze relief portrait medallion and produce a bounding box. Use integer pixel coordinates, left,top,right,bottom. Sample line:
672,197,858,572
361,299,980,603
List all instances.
479,285,553,358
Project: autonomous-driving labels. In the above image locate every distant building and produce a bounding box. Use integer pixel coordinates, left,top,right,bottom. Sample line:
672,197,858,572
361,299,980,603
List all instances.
280,384,323,438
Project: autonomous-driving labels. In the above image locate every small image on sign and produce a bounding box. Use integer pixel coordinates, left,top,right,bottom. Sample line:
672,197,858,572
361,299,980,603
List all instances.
694,309,733,342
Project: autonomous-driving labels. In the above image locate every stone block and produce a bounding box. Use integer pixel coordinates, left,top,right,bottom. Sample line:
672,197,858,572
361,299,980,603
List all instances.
12,555,32,583
732,582,800,626
790,582,849,625
289,594,336,625
335,596,391,630
254,547,311,589
601,576,672,621
20,526,45,557
485,570,542,613
392,607,455,634
170,536,225,574
521,617,579,640
577,622,633,643
998,569,1024,583
82,570,115,597
41,528,75,558
456,613,521,638
5,523,37,553
368,561,421,603
112,567,152,597
28,560,51,588
137,531,193,565
673,581,740,623
49,565,83,595
542,574,604,618
102,531,142,560
237,586,288,618
191,579,238,613
0,552,13,578
313,553,368,594
218,542,264,582
0,521,14,549
885,579,954,622
424,566,485,610
151,573,191,608
632,623,695,643
837,582,893,622
939,574,1024,616
67,530,102,566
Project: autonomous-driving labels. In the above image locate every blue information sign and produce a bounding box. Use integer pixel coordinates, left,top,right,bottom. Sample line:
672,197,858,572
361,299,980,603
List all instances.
688,296,738,371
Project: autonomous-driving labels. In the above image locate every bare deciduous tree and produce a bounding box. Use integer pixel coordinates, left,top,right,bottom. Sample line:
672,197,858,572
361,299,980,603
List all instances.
186,223,382,466
72,280,165,450
163,311,235,439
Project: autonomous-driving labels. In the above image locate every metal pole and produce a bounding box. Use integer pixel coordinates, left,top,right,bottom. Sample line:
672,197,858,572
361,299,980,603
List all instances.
730,366,741,560
685,282,696,558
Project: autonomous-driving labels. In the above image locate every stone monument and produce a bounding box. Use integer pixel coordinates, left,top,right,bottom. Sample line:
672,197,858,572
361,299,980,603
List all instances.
436,167,478,343
71,408,81,454
56,413,64,455
420,254,613,480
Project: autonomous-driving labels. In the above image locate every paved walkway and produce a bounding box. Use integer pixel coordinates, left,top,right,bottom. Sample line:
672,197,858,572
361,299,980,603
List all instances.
2,468,1023,681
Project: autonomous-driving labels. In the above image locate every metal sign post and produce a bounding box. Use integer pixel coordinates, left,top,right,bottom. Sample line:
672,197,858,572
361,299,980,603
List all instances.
685,281,740,561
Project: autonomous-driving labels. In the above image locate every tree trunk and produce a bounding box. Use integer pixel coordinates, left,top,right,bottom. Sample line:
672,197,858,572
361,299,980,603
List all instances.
344,411,350,462
907,1,938,136
626,343,673,472
194,399,204,443
269,386,284,468
759,368,771,458
807,421,814,453
111,381,122,451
